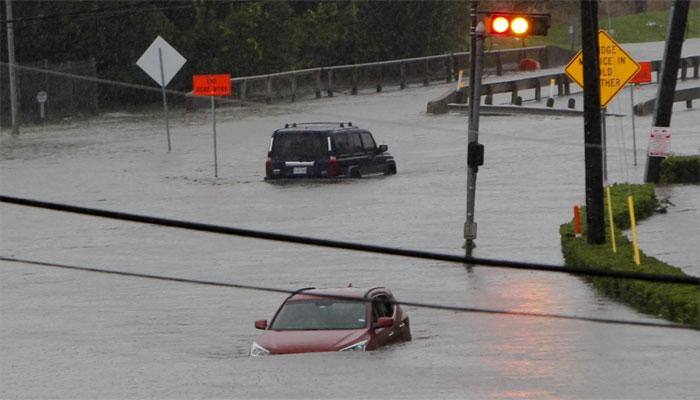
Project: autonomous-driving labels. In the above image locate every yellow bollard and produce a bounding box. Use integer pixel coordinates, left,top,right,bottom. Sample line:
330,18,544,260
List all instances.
606,186,617,253
627,195,641,266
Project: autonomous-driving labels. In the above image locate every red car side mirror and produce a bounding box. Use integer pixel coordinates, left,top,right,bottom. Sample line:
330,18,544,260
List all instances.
254,319,268,330
376,317,394,329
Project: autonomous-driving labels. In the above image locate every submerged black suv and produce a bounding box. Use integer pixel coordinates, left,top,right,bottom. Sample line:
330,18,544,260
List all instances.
265,122,396,179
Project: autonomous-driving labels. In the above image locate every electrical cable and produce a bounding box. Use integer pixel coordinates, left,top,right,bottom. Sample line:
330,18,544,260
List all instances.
1,195,698,286
1,256,696,331
3,3,195,27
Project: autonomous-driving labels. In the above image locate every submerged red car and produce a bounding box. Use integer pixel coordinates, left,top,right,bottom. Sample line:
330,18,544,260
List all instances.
250,286,411,356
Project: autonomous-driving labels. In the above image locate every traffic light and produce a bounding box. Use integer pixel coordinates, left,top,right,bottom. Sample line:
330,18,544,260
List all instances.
484,13,550,37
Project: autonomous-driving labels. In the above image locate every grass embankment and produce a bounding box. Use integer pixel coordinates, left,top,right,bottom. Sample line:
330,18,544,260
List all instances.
489,8,700,50
660,155,700,184
560,183,699,328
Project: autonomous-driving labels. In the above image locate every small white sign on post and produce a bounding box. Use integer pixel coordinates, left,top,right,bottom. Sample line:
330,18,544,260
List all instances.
648,127,671,157
136,36,187,152
36,91,47,120
36,91,47,103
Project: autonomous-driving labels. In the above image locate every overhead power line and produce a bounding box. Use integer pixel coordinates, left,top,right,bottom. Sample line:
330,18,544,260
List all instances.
3,3,195,27
1,195,698,286
1,256,695,331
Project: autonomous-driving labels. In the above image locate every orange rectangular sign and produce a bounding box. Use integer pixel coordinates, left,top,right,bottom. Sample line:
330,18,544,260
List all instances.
629,61,652,84
193,74,231,96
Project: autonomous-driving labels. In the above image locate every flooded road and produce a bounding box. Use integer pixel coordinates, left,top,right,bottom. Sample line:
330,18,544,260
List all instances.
2,66,699,397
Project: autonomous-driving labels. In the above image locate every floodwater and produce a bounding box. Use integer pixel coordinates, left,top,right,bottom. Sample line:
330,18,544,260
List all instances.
2,45,699,398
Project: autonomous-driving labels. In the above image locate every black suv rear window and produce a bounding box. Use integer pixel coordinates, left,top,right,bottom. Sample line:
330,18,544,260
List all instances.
272,132,328,160
335,133,364,156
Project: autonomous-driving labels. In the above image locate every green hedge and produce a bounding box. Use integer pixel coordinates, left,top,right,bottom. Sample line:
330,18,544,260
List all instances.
660,155,700,184
560,183,699,328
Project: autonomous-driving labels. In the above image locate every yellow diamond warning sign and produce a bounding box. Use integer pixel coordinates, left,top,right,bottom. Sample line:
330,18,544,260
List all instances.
564,30,640,107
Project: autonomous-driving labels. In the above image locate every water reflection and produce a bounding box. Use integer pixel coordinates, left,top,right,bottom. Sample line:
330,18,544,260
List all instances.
485,276,582,398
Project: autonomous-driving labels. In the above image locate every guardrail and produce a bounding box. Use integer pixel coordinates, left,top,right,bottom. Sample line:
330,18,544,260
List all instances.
633,86,700,116
427,54,700,114
214,46,576,104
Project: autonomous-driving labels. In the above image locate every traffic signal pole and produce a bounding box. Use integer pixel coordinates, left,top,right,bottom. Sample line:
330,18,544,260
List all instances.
463,8,550,255
580,0,605,244
644,0,689,183
465,4,485,256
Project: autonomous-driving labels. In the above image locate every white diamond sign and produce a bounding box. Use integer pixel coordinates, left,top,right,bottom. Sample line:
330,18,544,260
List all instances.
136,36,186,87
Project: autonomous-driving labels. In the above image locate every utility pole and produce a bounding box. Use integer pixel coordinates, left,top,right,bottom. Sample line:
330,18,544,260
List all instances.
5,0,20,135
581,0,605,244
644,0,689,183
465,1,485,256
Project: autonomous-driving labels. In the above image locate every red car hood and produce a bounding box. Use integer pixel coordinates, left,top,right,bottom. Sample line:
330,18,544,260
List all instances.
256,329,368,354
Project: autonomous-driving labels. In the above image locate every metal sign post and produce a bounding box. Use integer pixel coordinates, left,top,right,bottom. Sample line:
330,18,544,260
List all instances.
211,96,218,178
36,91,48,121
602,107,607,184
157,48,172,152
136,36,187,153
193,74,232,178
630,86,638,165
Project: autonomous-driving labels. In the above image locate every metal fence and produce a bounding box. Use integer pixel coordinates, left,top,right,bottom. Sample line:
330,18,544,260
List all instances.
221,46,576,104
1,58,98,125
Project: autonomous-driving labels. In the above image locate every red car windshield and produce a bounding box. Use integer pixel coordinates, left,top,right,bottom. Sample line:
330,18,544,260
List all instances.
271,299,367,330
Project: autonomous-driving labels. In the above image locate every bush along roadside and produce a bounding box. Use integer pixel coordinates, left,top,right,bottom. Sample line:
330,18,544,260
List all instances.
560,183,699,328
660,155,700,184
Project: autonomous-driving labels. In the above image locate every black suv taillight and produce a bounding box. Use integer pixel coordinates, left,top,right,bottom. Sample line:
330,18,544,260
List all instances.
265,157,272,177
328,156,339,177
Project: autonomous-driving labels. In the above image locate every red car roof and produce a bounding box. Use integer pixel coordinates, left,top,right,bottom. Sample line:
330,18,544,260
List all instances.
289,287,387,301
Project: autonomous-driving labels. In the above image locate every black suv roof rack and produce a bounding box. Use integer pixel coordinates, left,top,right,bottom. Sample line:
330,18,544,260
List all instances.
284,122,354,128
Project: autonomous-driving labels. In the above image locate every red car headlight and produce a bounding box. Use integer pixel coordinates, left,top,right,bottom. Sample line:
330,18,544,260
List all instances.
339,339,368,352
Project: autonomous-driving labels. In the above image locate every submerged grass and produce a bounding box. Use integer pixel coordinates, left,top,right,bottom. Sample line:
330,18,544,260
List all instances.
560,183,699,328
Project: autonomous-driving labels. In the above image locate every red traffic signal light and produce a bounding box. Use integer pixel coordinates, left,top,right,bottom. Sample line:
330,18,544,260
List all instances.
491,16,510,34
484,13,550,37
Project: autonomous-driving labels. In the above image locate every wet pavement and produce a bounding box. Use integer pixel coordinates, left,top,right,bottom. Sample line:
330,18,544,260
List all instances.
1,41,699,399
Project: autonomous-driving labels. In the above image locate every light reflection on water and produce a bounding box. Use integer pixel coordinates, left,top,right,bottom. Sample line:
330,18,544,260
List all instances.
484,277,583,398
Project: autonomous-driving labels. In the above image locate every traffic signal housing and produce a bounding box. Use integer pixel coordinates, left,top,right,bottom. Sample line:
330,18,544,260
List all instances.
484,13,550,37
